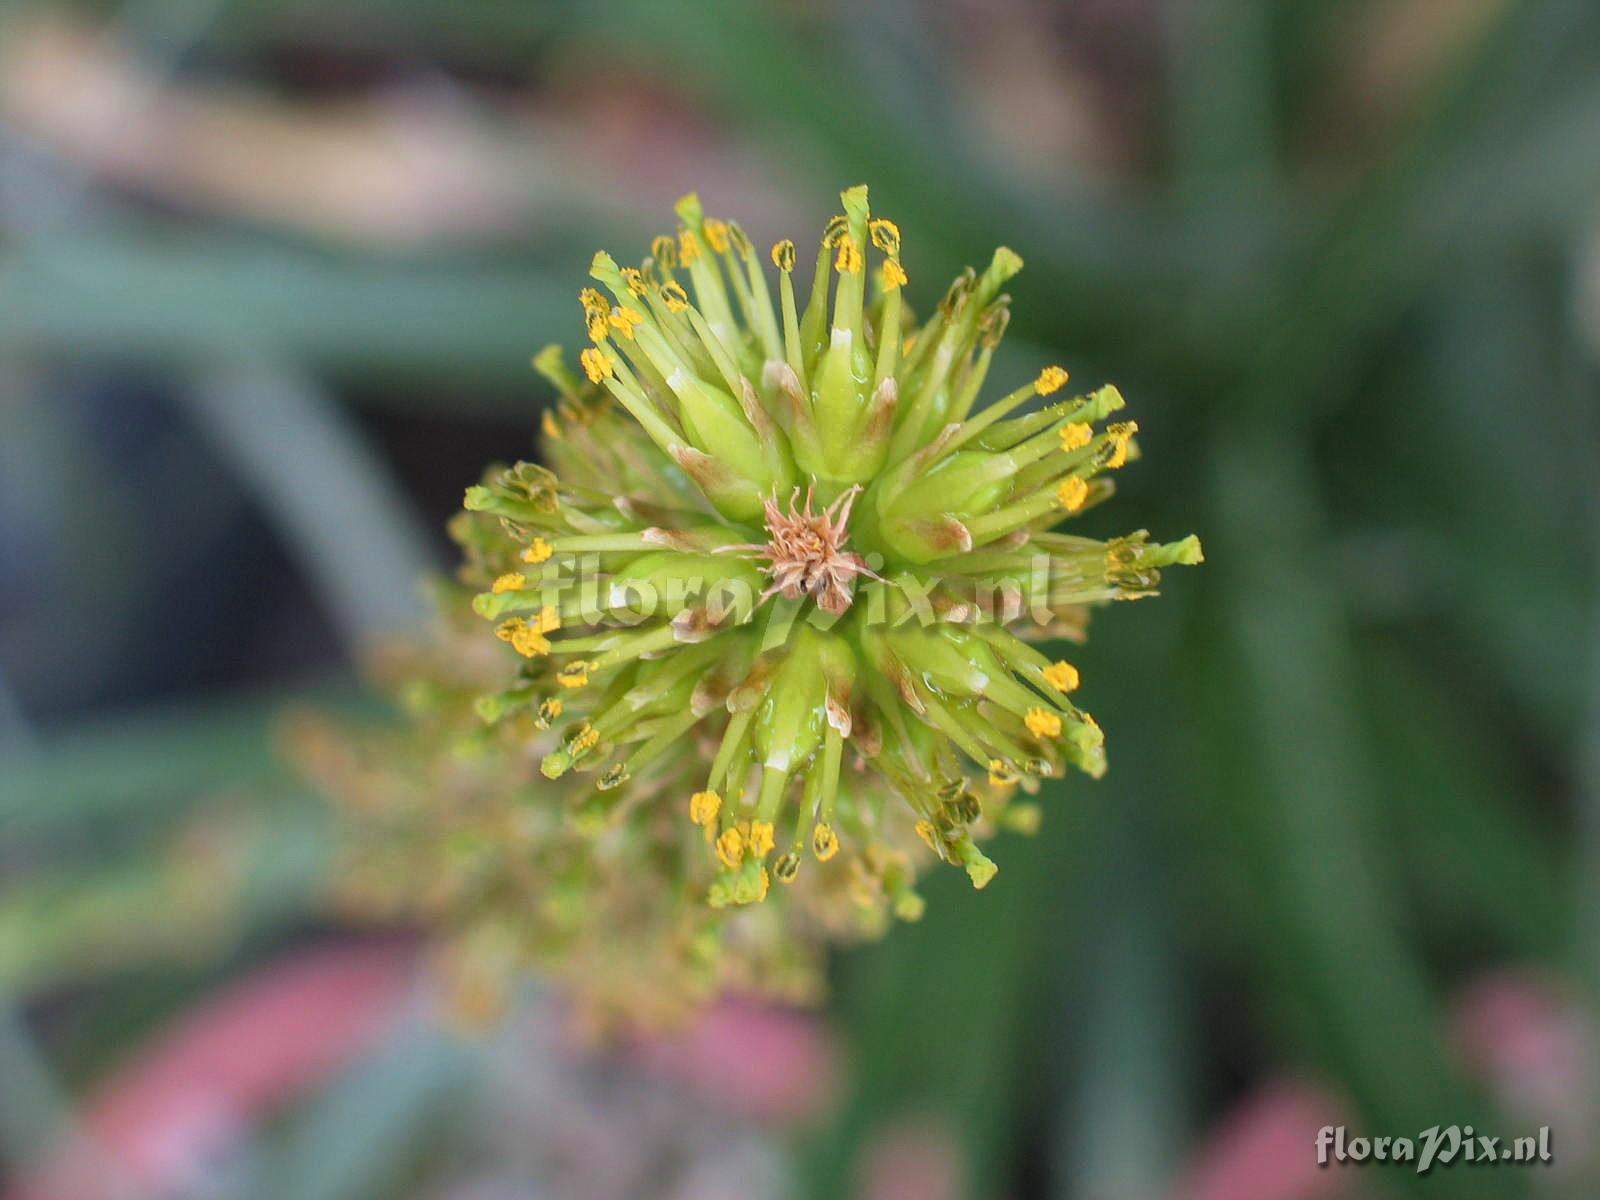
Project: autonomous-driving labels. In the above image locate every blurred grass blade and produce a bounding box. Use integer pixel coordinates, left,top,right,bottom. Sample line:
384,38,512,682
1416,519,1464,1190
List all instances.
1054,795,1188,1200
0,1007,73,1173
1577,470,1600,992
184,359,433,645
0,669,34,751
0,231,572,386
803,796,1084,1200
0,684,361,838
0,812,329,996
246,1023,476,1200
1361,644,1566,957
1165,0,1276,188
1209,429,1511,1200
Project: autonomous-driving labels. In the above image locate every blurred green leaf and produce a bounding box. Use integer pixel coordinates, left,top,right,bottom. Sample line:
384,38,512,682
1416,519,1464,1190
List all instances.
1359,640,1566,959
582,0,1193,369
1208,431,1511,1199
0,684,360,839
1052,791,1190,1200
0,230,574,389
245,1023,477,1200
804,792,1086,1199
0,811,328,997
183,360,434,643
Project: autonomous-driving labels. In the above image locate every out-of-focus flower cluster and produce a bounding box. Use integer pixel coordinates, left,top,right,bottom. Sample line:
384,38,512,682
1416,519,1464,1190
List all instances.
304,186,1200,1025
291,600,837,1029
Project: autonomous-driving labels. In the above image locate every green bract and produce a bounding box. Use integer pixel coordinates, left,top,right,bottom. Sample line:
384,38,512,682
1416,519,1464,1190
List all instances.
462,185,1201,914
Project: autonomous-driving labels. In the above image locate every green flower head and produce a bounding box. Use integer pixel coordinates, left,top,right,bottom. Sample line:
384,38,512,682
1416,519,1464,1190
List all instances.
461,184,1201,914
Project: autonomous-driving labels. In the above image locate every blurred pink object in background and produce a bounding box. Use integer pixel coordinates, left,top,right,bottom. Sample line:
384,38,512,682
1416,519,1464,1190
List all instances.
624,998,838,1126
1173,1081,1358,1200
12,941,418,1200
856,1117,965,1200
1452,970,1598,1180
1173,967,1600,1200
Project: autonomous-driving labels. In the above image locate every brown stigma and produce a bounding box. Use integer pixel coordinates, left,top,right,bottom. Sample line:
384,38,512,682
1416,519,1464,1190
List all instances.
722,483,881,614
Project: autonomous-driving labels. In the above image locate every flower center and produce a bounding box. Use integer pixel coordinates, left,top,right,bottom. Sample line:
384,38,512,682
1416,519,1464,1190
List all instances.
737,484,880,615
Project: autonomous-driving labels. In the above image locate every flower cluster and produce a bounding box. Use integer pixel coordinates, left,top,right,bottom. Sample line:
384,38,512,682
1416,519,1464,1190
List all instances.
462,185,1200,910
312,185,1198,1025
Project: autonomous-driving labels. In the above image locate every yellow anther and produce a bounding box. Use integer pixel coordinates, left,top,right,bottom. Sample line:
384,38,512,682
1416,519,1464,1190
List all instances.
703,218,730,253
1106,420,1139,469
771,239,796,271
1057,476,1089,512
716,826,745,869
748,820,775,858
514,627,550,658
491,572,526,594
534,605,561,634
689,790,721,827
679,229,703,264
811,822,839,862
579,347,612,383
1059,422,1092,452
868,218,901,255
495,617,549,658
579,288,611,342
1036,366,1070,395
522,537,553,564
881,259,908,290
650,235,678,269
913,820,940,852
660,282,690,313
557,661,590,688
609,305,644,340
835,236,863,274
536,697,562,726
1025,707,1063,739
571,724,599,754
1042,661,1080,693
988,759,1019,788
621,266,648,296
541,410,562,439
821,214,848,248
755,867,770,901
